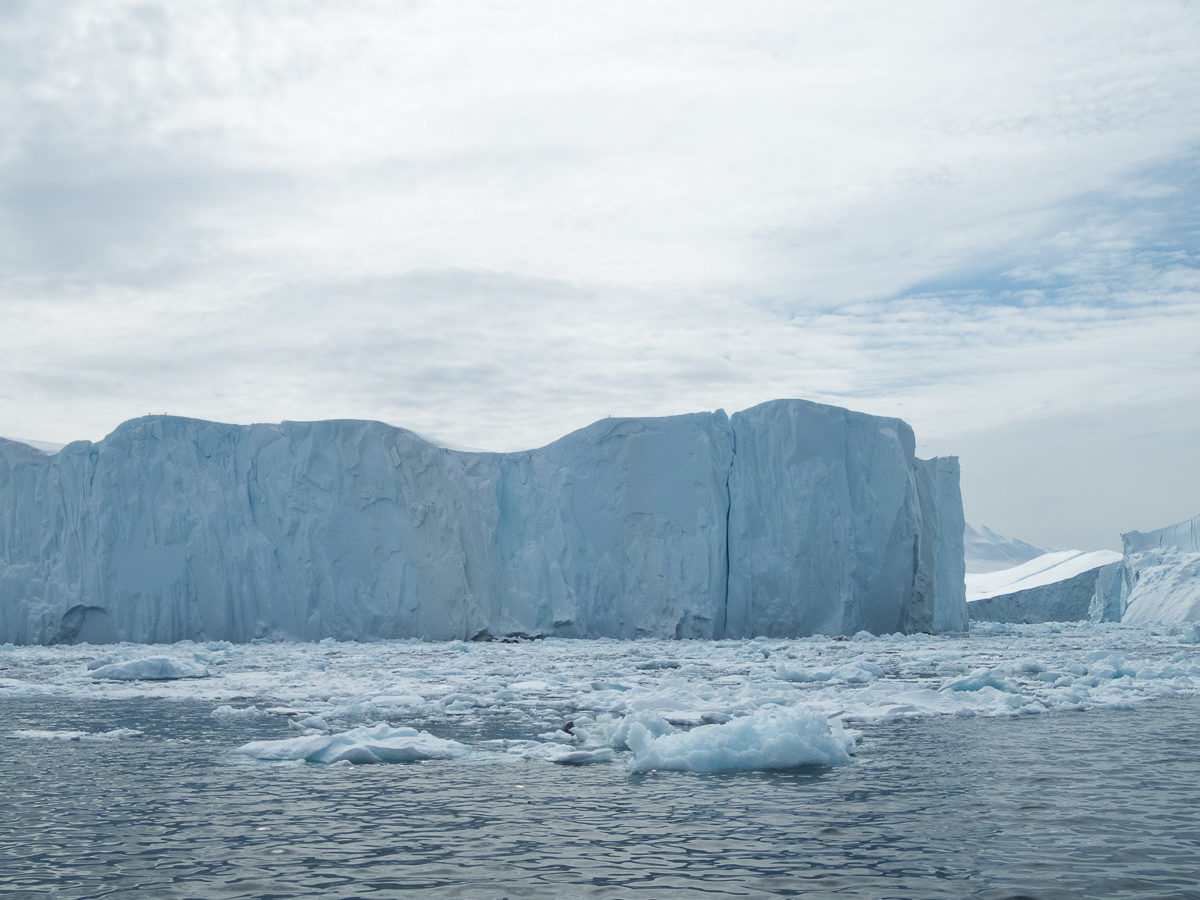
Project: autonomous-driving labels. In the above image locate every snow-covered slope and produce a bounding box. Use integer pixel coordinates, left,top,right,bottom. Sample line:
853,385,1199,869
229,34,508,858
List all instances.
965,549,1121,624
963,524,1044,575
966,550,1122,602
0,399,966,644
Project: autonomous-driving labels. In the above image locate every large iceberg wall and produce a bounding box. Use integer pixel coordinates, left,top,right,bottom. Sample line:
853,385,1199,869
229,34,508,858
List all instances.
0,399,966,644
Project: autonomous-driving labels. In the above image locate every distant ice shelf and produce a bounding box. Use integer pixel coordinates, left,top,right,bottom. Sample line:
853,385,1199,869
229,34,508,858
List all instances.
0,399,966,644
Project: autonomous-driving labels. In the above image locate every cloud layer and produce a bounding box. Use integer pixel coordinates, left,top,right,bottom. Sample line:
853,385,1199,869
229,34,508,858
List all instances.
2,1,1199,549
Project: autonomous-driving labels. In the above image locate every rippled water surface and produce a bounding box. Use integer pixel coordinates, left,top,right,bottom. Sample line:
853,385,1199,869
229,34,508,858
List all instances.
4,696,1200,899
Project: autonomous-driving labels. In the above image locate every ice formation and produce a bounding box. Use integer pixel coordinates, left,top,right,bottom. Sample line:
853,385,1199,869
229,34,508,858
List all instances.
1093,514,1200,625
0,399,965,644
966,550,1122,624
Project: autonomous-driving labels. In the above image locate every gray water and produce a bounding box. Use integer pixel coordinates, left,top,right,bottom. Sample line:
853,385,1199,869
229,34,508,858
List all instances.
3,697,1200,899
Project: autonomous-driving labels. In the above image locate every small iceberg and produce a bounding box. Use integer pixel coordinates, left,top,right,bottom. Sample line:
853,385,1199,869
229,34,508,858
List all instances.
625,707,853,773
235,723,470,765
90,656,209,681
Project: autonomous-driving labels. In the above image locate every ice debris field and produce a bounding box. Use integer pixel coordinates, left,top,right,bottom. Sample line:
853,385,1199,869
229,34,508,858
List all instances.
5,622,1200,773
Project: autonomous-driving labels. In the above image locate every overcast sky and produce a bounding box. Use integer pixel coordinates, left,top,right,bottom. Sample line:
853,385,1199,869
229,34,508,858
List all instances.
2,1,1198,551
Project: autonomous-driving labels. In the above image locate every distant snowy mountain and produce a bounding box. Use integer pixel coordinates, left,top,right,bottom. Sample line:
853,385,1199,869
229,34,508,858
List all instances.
963,524,1045,574
0,435,65,455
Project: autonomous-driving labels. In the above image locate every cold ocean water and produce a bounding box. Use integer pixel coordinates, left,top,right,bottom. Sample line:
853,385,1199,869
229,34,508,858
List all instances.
4,624,1200,898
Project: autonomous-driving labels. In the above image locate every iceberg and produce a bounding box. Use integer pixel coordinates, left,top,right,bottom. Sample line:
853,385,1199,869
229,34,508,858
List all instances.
1094,514,1200,625
966,550,1122,624
89,656,210,681
0,399,966,644
624,707,854,773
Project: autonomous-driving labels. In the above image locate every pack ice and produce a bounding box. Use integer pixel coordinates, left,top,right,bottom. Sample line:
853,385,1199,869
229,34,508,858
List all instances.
0,399,966,644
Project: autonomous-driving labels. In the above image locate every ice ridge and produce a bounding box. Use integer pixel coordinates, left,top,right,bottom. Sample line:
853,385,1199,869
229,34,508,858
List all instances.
0,399,966,644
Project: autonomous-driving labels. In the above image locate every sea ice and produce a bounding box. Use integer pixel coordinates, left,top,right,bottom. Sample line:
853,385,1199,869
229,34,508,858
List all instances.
503,741,614,765
236,723,471,765
624,707,854,773
8,728,143,741
4,624,1200,761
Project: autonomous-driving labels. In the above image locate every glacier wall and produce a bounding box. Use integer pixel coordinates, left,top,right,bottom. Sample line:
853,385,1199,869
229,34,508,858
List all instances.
0,399,966,644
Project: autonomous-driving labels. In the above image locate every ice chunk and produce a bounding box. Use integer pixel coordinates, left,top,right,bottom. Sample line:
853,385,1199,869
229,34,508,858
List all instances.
9,728,143,741
505,742,614,765
90,656,209,681
625,707,853,772
776,661,883,683
235,723,470,764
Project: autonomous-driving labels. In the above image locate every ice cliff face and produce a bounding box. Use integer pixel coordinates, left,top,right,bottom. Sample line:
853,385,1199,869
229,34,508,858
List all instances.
0,399,966,644
725,401,965,637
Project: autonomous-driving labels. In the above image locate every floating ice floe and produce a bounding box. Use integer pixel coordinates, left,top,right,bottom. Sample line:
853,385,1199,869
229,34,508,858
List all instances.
624,707,853,773
502,741,614,765
9,728,143,741
89,656,209,681
235,723,471,765
211,705,266,719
